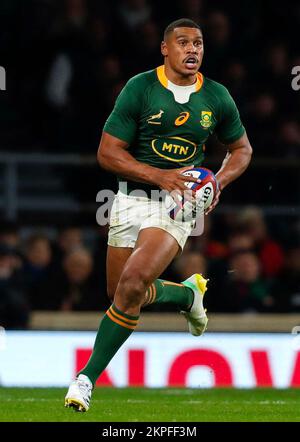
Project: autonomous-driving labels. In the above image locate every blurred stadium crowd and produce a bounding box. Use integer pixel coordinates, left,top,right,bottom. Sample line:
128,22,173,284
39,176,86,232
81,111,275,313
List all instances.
0,0,300,327
1,207,300,329
1,0,300,156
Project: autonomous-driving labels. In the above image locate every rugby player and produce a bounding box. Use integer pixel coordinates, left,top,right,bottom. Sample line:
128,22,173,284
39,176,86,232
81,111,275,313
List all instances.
65,18,252,411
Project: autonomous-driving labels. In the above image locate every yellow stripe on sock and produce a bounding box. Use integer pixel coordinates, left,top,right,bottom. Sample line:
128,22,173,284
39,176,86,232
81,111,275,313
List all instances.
150,283,157,304
148,284,154,304
162,281,184,287
143,285,152,307
109,306,138,325
106,309,137,330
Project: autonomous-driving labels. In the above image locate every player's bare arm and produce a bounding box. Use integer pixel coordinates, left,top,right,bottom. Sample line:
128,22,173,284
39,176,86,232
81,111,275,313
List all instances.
98,131,201,194
205,132,253,214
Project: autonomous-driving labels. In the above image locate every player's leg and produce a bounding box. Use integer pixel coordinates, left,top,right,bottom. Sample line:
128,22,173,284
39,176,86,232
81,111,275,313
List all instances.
106,246,133,302
74,228,181,396
105,239,203,324
113,227,183,314
65,228,206,411
104,190,197,310
138,211,209,335
106,241,196,313
106,243,199,315
146,274,209,336
64,246,133,412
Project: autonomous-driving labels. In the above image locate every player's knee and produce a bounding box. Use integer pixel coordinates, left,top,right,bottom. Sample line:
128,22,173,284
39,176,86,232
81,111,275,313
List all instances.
117,268,151,307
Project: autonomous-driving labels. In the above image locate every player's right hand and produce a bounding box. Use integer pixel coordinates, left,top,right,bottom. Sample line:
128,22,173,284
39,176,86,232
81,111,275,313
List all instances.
157,165,201,195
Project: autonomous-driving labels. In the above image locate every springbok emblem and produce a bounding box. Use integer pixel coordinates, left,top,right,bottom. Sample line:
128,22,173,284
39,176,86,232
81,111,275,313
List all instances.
147,109,164,124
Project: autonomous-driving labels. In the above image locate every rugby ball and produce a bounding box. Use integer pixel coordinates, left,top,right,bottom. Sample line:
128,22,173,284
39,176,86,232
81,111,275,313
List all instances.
164,167,218,222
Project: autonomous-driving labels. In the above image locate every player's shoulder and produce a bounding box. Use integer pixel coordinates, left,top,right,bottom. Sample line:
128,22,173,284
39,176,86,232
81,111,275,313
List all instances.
126,69,158,90
203,76,232,101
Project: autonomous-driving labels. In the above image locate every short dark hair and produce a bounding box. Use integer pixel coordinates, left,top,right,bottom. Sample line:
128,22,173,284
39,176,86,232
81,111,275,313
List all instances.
164,18,202,39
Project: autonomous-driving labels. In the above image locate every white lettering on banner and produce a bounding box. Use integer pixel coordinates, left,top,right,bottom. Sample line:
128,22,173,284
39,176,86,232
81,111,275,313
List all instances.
0,332,300,388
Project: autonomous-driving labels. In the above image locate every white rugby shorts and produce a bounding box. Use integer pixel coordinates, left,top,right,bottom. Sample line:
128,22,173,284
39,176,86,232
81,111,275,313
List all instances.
107,190,195,250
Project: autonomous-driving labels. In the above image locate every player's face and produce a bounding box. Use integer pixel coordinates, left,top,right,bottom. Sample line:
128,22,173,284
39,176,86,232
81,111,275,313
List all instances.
162,27,204,77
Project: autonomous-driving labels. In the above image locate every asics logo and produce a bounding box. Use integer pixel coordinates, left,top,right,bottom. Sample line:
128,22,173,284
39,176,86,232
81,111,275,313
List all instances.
174,111,190,126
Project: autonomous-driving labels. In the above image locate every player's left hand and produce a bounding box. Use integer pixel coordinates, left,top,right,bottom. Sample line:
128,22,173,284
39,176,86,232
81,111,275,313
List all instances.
205,186,221,215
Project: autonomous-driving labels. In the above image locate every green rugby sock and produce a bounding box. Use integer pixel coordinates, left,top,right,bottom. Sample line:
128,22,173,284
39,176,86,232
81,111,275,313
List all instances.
144,279,194,311
78,304,139,386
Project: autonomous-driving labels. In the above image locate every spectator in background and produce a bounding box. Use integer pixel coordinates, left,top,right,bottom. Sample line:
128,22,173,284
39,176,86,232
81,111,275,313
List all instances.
216,250,274,313
0,243,29,329
0,220,20,249
226,231,255,254
54,226,84,262
37,248,108,311
50,226,85,277
210,230,254,271
236,207,284,278
45,1,109,151
203,231,256,311
132,21,162,74
117,0,152,31
261,44,290,106
2,0,300,162
177,0,205,24
115,0,153,75
0,220,23,271
203,11,234,75
24,234,52,272
173,252,207,281
222,60,249,109
272,243,300,312
105,81,126,111
246,93,278,156
51,0,89,36
188,216,227,260
102,54,123,85
23,234,53,309
278,120,300,158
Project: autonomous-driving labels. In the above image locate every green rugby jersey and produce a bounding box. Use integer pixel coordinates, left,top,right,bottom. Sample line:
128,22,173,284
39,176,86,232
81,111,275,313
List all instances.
103,65,245,195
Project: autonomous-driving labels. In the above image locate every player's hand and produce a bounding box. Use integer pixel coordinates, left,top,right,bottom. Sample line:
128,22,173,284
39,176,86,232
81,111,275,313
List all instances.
157,165,201,195
205,181,221,215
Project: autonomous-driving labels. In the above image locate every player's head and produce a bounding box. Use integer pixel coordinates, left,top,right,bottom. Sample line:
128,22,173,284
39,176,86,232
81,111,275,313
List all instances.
161,18,203,77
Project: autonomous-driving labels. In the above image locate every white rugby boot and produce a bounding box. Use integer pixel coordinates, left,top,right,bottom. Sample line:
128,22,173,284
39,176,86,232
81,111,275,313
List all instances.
64,374,93,412
181,273,209,336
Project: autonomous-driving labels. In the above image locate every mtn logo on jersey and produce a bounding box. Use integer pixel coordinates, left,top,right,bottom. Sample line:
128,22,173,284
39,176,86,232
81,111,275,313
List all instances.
147,110,164,125
151,136,197,162
200,111,213,129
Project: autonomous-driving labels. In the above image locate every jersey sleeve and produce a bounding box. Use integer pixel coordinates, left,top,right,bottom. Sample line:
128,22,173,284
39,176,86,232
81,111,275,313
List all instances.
103,78,142,144
215,88,245,144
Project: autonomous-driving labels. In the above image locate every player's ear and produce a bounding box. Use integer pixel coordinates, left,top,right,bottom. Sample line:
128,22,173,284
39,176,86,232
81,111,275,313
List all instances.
161,41,168,57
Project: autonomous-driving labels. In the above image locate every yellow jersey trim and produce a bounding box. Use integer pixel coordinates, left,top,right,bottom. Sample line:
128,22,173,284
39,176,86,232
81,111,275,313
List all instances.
156,65,203,92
